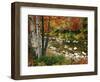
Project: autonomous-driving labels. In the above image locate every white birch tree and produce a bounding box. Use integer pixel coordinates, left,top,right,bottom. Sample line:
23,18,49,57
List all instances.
29,16,42,58
35,16,42,58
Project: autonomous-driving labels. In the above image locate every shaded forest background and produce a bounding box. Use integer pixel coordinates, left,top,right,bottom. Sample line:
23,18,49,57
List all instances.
28,15,88,66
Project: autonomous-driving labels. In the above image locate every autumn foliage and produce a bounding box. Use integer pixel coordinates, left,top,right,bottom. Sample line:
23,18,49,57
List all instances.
28,15,88,66
42,16,82,32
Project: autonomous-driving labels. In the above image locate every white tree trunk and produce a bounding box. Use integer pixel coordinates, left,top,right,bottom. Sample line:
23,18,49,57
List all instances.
29,16,42,58
36,16,42,58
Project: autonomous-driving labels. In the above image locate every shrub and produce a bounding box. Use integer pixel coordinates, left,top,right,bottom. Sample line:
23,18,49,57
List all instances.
34,55,71,66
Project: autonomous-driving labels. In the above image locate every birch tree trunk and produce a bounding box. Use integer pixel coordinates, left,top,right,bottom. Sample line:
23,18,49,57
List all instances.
35,16,42,58
29,16,42,59
28,16,36,65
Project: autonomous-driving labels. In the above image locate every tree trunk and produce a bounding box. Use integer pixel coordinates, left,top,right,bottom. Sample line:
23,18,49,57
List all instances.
36,16,42,58
41,16,44,56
